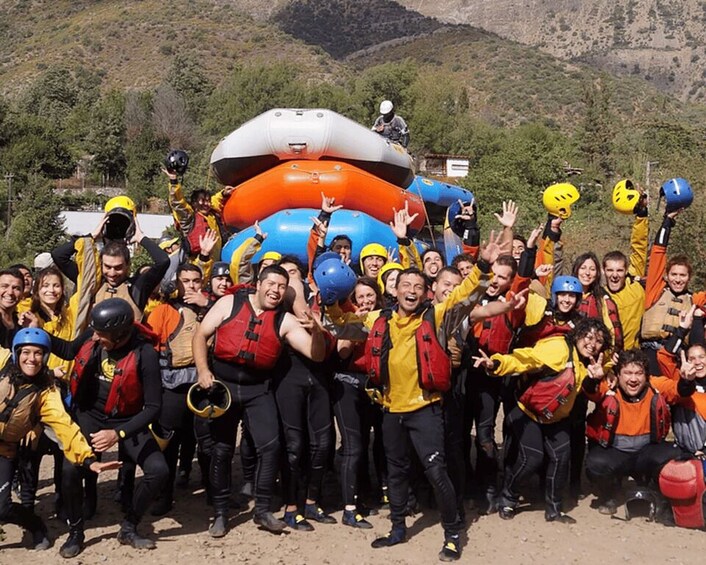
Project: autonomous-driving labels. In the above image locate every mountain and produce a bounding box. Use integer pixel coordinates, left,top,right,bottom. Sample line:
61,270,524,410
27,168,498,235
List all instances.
394,0,706,102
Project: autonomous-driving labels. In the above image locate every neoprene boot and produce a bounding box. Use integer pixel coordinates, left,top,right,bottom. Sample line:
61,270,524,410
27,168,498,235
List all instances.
59,520,85,558
117,520,156,550
208,512,228,538
371,525,406,548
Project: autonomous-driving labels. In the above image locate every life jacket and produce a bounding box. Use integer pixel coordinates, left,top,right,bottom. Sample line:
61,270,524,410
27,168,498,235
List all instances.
70,336,143,417
517,341,576,423
365,307,451,393
0,375,40,443
183,212,211,257
659,459,706,529
94,281,143,322
212,289,285,370
586,387,671,447
517,310,574,348
345,341,368,374
642,288,692,341
476,297,515,355
164,305,200,368
578,293,624,351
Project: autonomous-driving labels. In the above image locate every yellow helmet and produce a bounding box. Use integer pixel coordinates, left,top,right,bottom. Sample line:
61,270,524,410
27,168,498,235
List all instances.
105,196,136,216
158,236,180,251
187,381,231,419
612,179,641,215
260,251,282,263
542,183,580,219
377,262,403,294
148,423,174,451
103,196,137,241
359,243,387,272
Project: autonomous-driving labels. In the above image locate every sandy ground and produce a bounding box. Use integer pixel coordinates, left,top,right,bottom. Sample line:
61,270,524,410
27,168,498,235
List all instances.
2,447,704,565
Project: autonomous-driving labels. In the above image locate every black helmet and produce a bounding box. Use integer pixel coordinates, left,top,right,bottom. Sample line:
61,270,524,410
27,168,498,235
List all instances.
90,298,134,334
165,149,189,176
211,262,230,279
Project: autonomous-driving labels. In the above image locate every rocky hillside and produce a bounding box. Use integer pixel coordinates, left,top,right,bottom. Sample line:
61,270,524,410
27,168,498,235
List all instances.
395,0,706,102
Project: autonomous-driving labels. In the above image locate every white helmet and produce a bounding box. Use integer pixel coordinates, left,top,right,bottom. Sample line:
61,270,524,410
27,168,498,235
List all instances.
380,100,394,114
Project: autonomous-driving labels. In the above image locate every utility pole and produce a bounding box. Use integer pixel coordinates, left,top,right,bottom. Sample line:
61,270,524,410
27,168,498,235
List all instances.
4,173,14,237
646,160,659,201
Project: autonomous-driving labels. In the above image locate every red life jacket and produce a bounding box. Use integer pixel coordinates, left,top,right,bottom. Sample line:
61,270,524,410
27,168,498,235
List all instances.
517,311,574,348
70,338,143,417
347,341,368,374
212,289,284,370
517,341,576,423
365,307,451,393
586,387,671,447
477,311,515,355
659,459,706,529
578,293,624,351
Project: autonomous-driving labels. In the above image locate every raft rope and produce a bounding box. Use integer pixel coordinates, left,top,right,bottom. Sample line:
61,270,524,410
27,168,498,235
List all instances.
409,184,437,250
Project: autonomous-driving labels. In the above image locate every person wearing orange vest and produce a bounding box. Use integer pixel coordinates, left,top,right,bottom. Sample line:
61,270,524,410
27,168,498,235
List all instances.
583,349,690,516
641,211,693,374
147,263,209,516
474,317,612,524
193,265,327,538
50,298,168,551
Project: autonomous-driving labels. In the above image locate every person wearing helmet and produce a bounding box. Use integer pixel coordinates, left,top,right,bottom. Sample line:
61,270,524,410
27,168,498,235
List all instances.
359,243,387,278
193,265,327,537
583,348,690,517
372,100,410,148
163,155,231,261
209,262,233,300
378,262,403,307
0,328,120,558
147,263,209,515
49,298,168,551
641,208,693,374
226,220,279,286
474,317,612,525
50,213,170,327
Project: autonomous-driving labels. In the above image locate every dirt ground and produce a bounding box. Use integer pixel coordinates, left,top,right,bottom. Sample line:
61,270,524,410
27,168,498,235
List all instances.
2,446,704,565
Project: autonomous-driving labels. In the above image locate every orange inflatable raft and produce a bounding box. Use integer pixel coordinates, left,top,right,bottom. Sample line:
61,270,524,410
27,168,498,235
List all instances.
222,160,426,231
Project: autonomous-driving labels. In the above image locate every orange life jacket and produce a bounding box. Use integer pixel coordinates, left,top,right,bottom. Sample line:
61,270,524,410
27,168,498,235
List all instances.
586,387,671,447
70,338,143,417
212,289,285,370
365,308,451,393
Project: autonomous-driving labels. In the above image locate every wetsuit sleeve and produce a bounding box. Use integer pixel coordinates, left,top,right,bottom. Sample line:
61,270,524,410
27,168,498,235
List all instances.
644,216,673,310
51,239,79,283
229,236,261,285
50,329,93,361
691,316,705,346
210,190,227,216
629,216,649,278
168,181,195,235
131,237,170,310
114,344,162,439
656,347,681,382
39,387,95,466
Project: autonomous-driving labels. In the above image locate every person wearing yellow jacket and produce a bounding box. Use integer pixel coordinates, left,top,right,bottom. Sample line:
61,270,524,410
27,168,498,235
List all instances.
326,232,508,562
0,328,119,558
602,202,649,350
474,317,612,524
164,169,230,261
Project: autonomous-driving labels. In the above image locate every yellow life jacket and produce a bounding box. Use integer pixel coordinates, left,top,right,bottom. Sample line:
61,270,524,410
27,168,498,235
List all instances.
166,306,200,368
94,281,143,322
0,376,40,443
641,288,692,341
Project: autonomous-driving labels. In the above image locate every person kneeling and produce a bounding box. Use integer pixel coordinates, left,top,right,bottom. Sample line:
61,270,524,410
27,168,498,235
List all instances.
584,349,691,516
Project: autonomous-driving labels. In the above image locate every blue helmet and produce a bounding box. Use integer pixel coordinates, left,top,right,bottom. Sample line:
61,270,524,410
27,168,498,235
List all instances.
551,275,582,307
12,328,51,364
660,178,693,213
312,251,341,272
314,257,358,306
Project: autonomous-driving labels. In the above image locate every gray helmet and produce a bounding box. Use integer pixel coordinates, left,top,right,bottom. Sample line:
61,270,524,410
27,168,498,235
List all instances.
90,298,134,334
211,262,230,279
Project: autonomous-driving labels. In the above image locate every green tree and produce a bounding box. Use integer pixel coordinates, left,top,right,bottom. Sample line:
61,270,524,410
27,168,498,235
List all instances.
578,81,614,178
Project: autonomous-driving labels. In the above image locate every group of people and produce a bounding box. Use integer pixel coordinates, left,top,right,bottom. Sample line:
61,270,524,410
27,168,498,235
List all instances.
0,160,705,563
